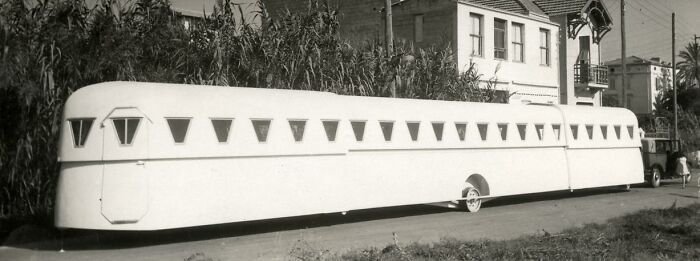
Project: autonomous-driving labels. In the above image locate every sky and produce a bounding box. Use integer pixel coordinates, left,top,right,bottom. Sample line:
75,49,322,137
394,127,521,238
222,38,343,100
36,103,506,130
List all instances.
169,0,700,64
599,0,700,63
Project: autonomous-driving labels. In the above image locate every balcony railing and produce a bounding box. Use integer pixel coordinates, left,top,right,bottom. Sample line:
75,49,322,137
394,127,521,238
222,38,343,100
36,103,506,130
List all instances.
574,63,608,87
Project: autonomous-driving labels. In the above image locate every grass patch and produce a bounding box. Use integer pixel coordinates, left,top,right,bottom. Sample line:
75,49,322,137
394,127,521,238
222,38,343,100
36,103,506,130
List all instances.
293,203,700,260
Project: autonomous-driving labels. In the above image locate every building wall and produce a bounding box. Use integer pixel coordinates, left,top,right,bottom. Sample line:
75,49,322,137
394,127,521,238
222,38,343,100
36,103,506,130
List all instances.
263,0,384,45
606,64,672,115
391,0,455,49
554,16,603,106
456,3,560,104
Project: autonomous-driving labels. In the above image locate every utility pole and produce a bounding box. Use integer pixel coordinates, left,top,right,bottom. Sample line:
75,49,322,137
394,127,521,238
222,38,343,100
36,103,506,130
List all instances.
695,34,699,88
384,0,395,97
620,0,627,108
672,13,678,140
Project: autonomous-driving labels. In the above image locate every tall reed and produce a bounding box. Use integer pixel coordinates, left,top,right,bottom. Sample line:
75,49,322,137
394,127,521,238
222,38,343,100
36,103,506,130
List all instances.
0,0,498,224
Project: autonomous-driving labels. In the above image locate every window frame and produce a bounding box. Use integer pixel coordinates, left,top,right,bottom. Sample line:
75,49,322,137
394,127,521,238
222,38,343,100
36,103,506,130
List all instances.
111,117,142,146
494,19,508,60
470,13,483,57
69,118,95,148
165,117,192,145
210,118,234,144
512,22,524,63
539,28,550,66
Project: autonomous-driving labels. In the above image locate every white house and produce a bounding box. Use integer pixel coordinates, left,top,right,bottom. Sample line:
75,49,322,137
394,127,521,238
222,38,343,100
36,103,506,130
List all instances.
605,56,674,115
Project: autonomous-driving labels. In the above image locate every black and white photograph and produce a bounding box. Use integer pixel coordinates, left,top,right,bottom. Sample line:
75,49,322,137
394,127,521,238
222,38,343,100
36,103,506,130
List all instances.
1,0,700,260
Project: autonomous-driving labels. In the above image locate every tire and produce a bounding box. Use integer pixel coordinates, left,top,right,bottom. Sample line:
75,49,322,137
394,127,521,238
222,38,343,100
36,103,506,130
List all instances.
464,187,481,213
650,167,661,188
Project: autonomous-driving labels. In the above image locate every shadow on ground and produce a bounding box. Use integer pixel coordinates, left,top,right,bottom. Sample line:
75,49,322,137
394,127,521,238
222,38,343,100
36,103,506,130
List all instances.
4,186,643,252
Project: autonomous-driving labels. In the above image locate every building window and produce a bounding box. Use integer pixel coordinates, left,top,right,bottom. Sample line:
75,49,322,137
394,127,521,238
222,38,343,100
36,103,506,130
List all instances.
609,79,616,90
494,19,507,59
512,23,524,62
470,14,483,56
414,15,424,43
539,29,550,65
69,118,94,148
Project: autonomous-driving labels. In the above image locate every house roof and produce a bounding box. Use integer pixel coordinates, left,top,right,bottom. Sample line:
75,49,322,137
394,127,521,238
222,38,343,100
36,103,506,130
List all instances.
465,0,529,15
532,0,588,16
605,56,670,67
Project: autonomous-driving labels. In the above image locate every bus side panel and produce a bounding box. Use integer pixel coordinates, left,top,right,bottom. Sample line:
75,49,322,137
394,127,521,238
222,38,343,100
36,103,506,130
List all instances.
567,147,644,189
55,163,111,229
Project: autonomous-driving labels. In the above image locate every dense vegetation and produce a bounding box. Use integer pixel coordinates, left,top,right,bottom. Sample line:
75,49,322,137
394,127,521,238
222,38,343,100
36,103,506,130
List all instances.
0,0,499,232
288,203,700,260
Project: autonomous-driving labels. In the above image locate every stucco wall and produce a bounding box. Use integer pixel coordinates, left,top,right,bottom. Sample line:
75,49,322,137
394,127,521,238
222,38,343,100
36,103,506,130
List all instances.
456,3,560,104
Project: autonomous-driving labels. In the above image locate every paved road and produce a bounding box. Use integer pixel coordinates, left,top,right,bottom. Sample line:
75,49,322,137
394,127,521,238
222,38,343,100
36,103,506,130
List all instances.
2,179,699,260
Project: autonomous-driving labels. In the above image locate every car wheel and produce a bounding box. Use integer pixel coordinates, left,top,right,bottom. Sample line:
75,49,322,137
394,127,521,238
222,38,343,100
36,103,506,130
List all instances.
464,187,481,213
650,167,661,188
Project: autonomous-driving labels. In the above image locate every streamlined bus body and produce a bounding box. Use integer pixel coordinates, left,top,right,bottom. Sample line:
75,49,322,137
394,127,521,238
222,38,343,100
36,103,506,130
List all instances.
55,82,643,230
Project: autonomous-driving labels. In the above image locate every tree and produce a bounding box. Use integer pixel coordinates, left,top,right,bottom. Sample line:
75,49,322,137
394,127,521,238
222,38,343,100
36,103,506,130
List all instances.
677,41,700,89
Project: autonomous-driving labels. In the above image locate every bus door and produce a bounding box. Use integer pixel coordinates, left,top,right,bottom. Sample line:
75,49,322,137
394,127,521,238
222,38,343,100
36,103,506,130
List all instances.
100,107,151,224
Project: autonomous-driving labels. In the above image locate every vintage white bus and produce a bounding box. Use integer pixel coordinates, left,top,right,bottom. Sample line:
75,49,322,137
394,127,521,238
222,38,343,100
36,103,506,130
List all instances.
54,82,643,230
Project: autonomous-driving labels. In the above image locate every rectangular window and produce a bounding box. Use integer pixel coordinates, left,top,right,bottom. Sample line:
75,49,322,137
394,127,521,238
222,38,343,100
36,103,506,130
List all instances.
322,120,339,142
570,124,579,140
494,19,507,59
113,118,141,145
166,118,190,144
585,125,594,140
477,123,488,141
455,123,467,141
69,118,94,148
512,23,524,62
288,120,307,142
211,119,233,143
350,121,366,142
432,122,444,141
380,121,394,141
626,94,633,110
539,29,550,65
470,14,483,56
609,79,616,90
517,123,527,140
251,119,272,142
414,15,424,43
407,121,420,141
552,124,561,140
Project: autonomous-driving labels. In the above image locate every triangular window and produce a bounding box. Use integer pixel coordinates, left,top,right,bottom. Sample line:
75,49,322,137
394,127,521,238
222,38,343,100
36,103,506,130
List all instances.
585,125,594,140
614,125,621,139
113,118,141,145
517,124,527,140
570,124,579,140
322,120,339,142
251,119,271,142
627,125,635,139
432,122,444,141
600,125,608,140
455,123,467,141
167,118,190,144
380,121,394,141
477,123,488,141
407,122,420,141
535,124,544,140
552,124,561,140
69,118,94,147
211,119,233,143
350,121,366,141
497,123,508,141
288,120,306,142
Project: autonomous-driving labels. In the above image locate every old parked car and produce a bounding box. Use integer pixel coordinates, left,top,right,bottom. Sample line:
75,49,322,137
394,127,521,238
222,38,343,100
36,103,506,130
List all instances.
641,137,692,187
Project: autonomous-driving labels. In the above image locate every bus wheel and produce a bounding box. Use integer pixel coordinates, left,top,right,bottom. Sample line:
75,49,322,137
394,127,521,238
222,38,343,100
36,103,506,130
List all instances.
650,167,661,188
464,188,481,213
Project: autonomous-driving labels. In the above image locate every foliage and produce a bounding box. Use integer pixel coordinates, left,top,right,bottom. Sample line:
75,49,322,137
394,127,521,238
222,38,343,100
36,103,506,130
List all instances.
0,0,498,227
653,83,700,151
677,41,700,89
301,203,700,260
